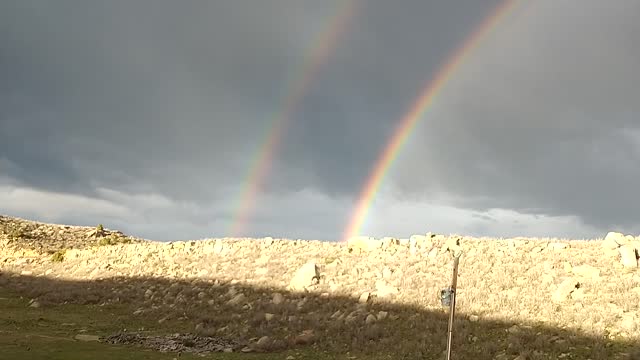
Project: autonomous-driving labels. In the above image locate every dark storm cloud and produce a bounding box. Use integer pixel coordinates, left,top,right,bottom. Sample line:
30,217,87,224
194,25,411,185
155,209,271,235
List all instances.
0,0,498,231
4,0,633,240
273,0,505,196
1,0,349,203
392,1,640,233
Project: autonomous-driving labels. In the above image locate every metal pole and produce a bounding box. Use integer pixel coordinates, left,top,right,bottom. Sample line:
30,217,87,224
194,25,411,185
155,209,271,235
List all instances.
445,253,461,360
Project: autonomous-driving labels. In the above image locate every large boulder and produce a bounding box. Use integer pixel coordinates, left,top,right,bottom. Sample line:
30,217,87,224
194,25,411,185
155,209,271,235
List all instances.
552,278,579,303
409,234,433,250
619,245,639,268
441,236,462,254
347,236,383,252
603,231,629,249
288,262,319,291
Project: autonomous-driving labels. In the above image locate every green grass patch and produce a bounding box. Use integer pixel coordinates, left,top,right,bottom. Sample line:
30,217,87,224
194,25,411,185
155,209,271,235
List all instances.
97,235,132,246
50,250,66,262
0,287,345,360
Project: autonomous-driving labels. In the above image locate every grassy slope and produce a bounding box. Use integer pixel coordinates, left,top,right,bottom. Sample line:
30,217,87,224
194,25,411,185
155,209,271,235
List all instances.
0,287,339,360
2,275,638,360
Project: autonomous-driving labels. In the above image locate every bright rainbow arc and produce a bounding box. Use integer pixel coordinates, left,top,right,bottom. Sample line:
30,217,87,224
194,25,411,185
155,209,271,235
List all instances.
228,1,359,237
342,0,517,242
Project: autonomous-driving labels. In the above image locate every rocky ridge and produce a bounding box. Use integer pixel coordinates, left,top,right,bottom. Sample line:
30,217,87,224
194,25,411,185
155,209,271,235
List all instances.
1,215,640,359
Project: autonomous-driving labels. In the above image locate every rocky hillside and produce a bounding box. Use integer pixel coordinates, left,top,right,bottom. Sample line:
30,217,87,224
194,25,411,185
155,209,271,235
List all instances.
1,214,639,359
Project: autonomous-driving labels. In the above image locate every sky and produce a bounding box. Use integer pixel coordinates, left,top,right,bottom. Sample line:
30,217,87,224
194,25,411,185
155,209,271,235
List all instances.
1,0,639,242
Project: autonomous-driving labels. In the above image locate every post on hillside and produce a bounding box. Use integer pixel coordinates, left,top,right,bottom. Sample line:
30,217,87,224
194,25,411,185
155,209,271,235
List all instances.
440,250,462,360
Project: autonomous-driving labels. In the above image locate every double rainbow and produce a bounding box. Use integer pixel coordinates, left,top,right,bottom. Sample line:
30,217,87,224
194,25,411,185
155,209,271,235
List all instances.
342,0,517,241
228,1,359,237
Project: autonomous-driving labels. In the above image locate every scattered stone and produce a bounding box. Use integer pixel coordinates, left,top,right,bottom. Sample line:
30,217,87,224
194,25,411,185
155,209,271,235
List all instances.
365,314,377,325
75,334,101,342
570,288,586,301
294,330,315,345
409,236,418,249
103,333,241,354
382,266,392,280
227,293,246,306
410,234,431,248
619,245,638,268
381,237,398,250
603,232,627,249
288,262,319,291
347,236,382,252
442,237,462,254
202,243,216,255
272,293,284,305
563,262,572,273
358,292,370,304
255,336,271,349
530,246,545,254
552,278,579,302
262,237,274,247
296,299,306,310
375,280,399,299
213,242,225,254
3,214,640,358
548,242,569,250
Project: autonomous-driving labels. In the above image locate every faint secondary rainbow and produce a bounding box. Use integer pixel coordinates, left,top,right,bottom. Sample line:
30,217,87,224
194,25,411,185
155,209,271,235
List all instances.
228,1,359,237
342,0,517,242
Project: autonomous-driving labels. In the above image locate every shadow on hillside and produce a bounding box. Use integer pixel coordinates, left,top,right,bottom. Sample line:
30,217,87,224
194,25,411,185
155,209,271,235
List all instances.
0,271,638,360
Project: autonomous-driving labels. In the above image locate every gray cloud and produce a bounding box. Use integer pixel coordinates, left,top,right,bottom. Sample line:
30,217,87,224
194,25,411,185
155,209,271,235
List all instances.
1,0,637,240
1,0,327,201
392,0,640,233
